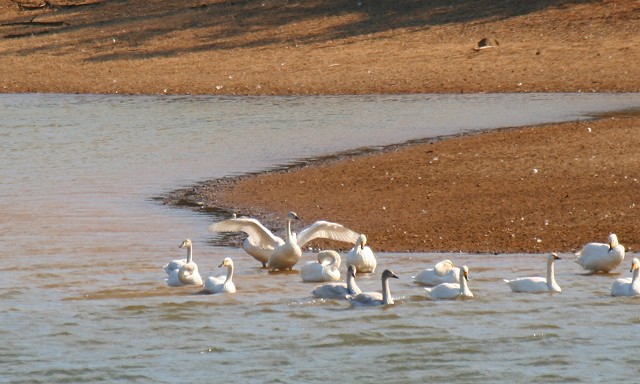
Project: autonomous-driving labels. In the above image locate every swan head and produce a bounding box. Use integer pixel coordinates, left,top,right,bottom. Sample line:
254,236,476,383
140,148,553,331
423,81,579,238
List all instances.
219,257,234,268
287,211,300,221
609,233,619,248
179,239,192,249
461,265,469,280
547,253,561,263
630,258,640,273
382,269,399,280
357,234,367,249
347,264,357,277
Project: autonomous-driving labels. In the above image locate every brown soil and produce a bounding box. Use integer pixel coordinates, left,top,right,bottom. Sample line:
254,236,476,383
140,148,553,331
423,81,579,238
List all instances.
2,0,639,253
0,0,639,94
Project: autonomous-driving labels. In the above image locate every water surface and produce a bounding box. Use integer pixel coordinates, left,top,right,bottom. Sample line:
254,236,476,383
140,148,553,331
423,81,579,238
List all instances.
1,93,640,383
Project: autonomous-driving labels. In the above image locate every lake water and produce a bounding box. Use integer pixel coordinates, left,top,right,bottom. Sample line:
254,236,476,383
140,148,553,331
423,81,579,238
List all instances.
2,93,640,383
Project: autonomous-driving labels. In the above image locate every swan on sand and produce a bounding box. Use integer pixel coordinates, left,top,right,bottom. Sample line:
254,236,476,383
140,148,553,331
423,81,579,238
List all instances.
300,250,342,283
503,253,561,293
209,211,360,271
346,234,377,274
164,239,203,287
311,265,362,299
575,233,625,273
610,258,640,297
425,265,473,299
346,269,399,307
203,257,236,294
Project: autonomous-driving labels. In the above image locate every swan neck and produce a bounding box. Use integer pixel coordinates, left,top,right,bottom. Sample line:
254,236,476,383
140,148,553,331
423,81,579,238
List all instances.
226,263,234,283
382,276,393,305
185,245,193,264
547,260,557,288
347,272,361,294
285,217,293,243
630,267,640,286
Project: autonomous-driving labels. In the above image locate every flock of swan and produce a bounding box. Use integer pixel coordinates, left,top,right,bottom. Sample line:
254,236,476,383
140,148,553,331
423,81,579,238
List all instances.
163,213,636,305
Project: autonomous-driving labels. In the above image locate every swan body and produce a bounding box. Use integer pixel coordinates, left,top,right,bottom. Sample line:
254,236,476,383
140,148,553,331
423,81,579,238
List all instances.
300,250,342,282
311,265,362,299
425,265,473,299
575,233,625,273
347,269,398,307
413,259,460,286
610,258,640,297
164,239,203,287
504,253,561,293
209,211,359,271
346,234,377,273
204,257,236,294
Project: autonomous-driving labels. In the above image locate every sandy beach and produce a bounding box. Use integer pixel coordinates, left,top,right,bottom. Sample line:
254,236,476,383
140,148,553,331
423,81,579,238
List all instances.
1,0,639,252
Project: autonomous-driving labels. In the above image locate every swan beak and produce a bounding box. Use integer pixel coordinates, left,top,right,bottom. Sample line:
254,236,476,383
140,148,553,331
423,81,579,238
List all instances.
552,253,561,260
463,271,469,280
391,273,399,279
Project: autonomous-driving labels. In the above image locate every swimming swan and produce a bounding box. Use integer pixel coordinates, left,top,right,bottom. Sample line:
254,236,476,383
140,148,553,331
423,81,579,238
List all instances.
311,265,362,299
203,257,236,294
425,265,473,299
575,233,625,273
300,250,342,282
346,234,377,273
413,259,460,286
209,211,360,271
164,239,203,287
610,258,640,297
504,253,561,293
346,269,399,307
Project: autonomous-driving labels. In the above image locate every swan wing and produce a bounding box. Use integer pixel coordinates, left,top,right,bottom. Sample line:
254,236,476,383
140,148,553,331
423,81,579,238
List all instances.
209,217,282,248
346,291,383,307
425,283,460,300
610,278,632,296
296,220,360,247
504,277,549,293
311,283,348,299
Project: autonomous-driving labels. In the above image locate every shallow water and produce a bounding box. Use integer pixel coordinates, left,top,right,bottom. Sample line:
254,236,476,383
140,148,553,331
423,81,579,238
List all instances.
2,93,640,383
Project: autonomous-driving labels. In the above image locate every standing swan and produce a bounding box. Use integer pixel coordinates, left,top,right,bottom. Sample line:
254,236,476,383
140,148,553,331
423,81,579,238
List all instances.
209,211,360,271
203,257,236,294
312,265,362,299
165,239,203,287
425,265,473,299
610,258,640,297
504,253,562,293
575,233,625,273
413,259,460,286
346,269,399,307
300,250,342,282
346,234,377,273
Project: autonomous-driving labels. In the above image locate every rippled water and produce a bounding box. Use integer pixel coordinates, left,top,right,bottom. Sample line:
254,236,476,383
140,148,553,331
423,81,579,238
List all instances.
2,93,640,383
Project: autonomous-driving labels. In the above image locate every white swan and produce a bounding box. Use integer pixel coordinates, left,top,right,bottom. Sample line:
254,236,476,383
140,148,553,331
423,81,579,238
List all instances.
203,257,236,294
311,265,362,299
575,233,625,273
425,265,473,299
163,239,195,273
167,263,203,287
413,259,460,286
164,239,203,287
300,250,342,282
346,234,377,273
209,211,360,271
346,269,399,307
504,253,562,293
610,258,640,297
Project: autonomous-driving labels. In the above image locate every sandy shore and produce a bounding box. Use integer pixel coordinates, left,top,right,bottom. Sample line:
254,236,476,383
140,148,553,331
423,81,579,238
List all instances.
2,0,639,252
